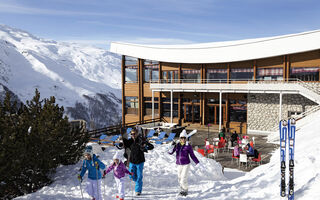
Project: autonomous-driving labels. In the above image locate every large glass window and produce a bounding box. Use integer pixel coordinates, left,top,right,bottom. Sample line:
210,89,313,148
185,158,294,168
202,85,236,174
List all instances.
207,69,227,82
162,70,178,83
162,97,178,117
182,70,200,83
125,56,138,83
125,97,138,115
162,103,178,117
257,68,283,81
230,68,254,80
229,106,247,122
290,67,319,81
144,60,159,82
144,97,159,116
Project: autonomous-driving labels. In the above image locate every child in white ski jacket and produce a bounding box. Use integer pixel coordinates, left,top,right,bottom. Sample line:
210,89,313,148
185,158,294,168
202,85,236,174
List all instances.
78,146,106,200
103,152,132,200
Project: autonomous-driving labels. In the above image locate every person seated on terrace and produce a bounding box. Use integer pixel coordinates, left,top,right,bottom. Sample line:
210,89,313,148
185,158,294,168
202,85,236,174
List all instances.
218,129,225,141
230,131,238,146
246,143,255,157
233,144,240,157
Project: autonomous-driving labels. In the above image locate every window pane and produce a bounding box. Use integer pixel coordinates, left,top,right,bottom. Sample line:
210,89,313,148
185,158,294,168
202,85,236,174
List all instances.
125,67,138,83
144,63,159,82
144,102,159,116
257,68,283,80
125,97,138,115
229,106,247,122
125,56,138,65
182,70,200,83
207,69,227,82
230,68,254,80
163,103,178,117
290,67,319,81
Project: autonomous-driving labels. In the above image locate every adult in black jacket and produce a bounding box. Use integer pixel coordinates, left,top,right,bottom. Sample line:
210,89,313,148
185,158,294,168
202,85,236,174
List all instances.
123,129,154,196
230,131,238,146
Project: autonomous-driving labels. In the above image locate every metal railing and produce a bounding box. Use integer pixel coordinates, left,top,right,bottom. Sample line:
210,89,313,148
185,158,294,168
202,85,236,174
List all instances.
267,104,320,143
87,117,167,138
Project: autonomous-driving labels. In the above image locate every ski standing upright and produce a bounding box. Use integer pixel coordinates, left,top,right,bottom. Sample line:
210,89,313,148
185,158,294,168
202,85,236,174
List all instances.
288,118,296,200
279,120,287,197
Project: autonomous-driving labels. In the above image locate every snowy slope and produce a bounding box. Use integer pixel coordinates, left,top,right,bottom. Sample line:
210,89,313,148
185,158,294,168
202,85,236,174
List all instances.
14,110,320,199
0,24,122,128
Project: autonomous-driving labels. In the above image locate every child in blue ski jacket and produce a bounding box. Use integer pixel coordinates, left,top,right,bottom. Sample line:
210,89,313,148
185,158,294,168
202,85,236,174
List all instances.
78,146,106,200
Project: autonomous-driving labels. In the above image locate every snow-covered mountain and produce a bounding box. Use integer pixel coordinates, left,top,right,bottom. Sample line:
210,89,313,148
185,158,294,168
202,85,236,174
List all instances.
0,24,122,129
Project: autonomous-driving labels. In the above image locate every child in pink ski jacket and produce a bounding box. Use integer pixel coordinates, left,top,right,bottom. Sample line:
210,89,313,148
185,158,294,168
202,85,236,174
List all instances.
103,152,132,200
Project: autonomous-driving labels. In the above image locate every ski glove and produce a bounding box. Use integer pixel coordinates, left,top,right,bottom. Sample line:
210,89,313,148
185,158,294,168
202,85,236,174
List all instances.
171,141,176,146
77,174,82,182
102,170,107,178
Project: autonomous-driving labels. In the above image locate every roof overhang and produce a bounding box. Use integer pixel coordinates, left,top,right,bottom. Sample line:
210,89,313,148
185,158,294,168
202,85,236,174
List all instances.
110,30,320,64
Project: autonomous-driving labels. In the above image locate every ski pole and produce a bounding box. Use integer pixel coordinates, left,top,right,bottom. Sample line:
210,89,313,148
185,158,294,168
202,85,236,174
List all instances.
78,177,84,199
95,161,101,200
131,178,134,200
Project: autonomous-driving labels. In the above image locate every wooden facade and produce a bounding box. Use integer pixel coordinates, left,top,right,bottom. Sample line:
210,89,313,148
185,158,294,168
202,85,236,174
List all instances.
122,50,320,133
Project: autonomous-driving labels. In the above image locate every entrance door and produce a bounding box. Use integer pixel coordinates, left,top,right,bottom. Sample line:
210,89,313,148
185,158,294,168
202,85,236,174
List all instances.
207,105,225,125
184,103,200,123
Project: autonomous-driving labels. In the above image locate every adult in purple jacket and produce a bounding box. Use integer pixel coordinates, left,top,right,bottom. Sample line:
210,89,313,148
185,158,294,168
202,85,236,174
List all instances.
103,152,132,200
168,130,199,196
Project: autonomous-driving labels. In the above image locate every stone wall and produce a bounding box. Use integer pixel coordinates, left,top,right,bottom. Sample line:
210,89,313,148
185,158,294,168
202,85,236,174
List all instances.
247,93,317,132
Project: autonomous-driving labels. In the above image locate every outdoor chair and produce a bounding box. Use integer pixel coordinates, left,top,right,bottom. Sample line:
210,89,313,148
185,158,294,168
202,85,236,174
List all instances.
239,154,248,169
126,127,132,139
155,132,176,144
146,129,156,138
100,135,120,145
197,148,205,156
251,153,262,166
207,145,218,159
231,150,239,164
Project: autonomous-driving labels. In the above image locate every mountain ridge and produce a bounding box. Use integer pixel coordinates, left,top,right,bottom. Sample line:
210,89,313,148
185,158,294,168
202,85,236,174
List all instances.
0,24,122,129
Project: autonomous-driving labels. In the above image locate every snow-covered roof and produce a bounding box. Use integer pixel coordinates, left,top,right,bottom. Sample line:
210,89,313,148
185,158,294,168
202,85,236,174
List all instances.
110,30,320,64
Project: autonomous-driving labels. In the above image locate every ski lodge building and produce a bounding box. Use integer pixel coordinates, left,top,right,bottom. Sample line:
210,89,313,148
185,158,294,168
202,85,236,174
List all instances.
110,30,320,135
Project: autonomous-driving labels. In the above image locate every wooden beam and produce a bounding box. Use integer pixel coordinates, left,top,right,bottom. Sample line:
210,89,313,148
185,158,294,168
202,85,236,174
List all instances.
121,55,125,125
253,60,257,81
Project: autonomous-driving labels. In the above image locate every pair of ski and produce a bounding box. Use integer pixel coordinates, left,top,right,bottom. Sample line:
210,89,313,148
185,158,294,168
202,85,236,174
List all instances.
279,119,296,200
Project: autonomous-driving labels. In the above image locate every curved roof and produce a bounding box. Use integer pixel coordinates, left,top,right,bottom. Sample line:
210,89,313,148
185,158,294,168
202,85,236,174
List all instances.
109,30,320,64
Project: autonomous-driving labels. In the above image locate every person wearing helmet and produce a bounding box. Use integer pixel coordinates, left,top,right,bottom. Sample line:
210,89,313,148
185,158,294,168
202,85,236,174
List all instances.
168,129,199,196
78,145,106,200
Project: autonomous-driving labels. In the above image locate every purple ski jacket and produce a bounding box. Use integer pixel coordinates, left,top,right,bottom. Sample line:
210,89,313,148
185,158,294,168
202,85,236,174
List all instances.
105,161,131,179
169,142,199,165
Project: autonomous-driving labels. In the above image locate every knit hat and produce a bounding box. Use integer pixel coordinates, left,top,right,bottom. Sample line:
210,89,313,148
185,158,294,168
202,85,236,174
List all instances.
113,152,121,160
179,129,188,138
84,145,93,156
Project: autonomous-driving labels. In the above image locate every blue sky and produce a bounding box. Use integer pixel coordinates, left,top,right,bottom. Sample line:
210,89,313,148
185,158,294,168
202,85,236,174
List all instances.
0,0,320,50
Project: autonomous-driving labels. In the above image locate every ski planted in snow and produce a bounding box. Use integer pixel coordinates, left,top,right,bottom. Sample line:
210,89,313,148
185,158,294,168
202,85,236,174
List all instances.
288,118,296,200
279,120,288,197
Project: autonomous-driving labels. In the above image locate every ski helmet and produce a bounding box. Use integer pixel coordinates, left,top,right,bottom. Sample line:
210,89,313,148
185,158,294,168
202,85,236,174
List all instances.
179,129,188,138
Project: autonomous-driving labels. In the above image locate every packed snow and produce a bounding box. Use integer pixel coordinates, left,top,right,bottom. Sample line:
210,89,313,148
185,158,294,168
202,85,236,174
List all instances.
14,110,320,199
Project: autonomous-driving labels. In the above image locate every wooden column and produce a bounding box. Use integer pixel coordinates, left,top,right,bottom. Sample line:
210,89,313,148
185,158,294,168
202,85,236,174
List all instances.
138,59,144,123
227,63,230,83
287,55,290,81
121,55,126,125
159,62,162,118
253,60,257,81
283,55,286,81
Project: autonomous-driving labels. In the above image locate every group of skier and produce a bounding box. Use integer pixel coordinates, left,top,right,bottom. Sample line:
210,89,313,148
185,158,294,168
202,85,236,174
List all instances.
78,128,200,200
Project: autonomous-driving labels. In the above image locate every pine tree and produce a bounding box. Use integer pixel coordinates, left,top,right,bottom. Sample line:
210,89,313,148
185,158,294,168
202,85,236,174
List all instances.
0,89,90,199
